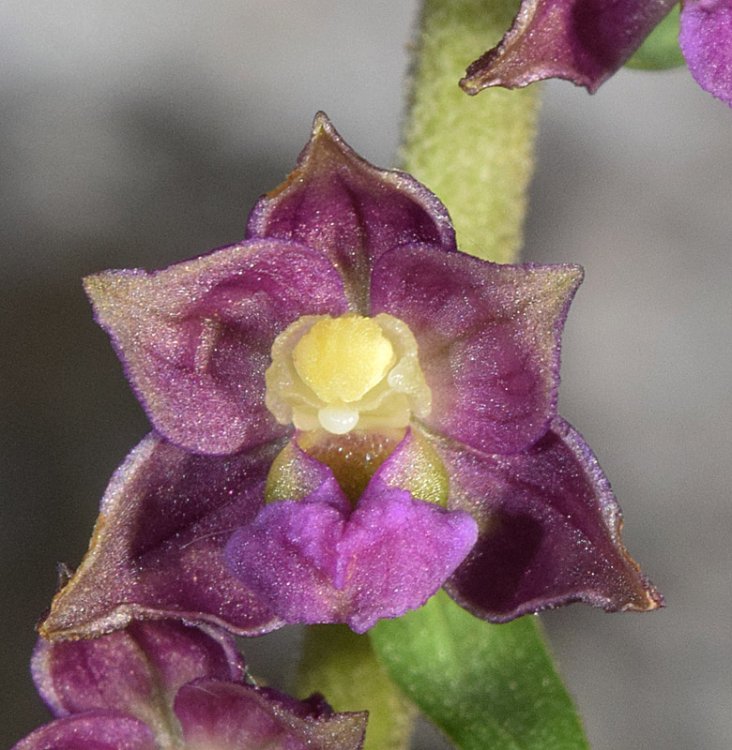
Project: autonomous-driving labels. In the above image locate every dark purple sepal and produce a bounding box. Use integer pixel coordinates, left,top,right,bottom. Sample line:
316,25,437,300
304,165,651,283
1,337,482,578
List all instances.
246,112,457,311
432,417,663,621
460,0,677,94
85,239,348,455
226,443,478,633
175,680,367,750
372,243,582,455
40,433,284,640
12,712,157,750
32,620,242,721
680,0,732,107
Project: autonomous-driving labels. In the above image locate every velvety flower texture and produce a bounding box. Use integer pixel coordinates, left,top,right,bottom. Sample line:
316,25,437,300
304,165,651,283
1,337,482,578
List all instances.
14,620,366,750
40,114,661,640
680,0,732,106
462,0,732,107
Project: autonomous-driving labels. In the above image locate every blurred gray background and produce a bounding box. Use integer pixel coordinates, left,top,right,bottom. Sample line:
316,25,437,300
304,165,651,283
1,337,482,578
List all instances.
2,1,730,747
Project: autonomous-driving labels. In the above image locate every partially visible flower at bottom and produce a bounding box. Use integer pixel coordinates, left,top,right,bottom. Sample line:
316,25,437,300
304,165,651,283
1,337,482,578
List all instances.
461,0,732,108
14,620,366,750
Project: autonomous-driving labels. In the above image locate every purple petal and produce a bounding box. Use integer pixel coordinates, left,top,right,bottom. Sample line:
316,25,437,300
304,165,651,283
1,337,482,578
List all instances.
226,446,477,633
246,112,456,311
372,244,582,455
431,418,663,621
32,621,242,722
175,680,366,750
680,0,732,107
461,0,677,94
85,240,348,455
40,434,283,640
12,712,157,750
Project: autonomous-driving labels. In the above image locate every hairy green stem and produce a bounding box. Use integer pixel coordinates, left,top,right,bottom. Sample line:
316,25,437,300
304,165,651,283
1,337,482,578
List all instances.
401,0,540,263
297,625,416,750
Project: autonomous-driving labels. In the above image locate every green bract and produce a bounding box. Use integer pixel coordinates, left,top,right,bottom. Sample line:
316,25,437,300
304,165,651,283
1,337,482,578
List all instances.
371,591,589,750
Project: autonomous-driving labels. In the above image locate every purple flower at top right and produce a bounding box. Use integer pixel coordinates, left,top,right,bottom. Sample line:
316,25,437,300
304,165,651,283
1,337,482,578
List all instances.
461,0,732,107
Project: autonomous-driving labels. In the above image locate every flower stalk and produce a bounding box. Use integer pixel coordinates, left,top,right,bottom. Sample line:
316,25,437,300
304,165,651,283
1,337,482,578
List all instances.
298,626,416,750
401,0,540,264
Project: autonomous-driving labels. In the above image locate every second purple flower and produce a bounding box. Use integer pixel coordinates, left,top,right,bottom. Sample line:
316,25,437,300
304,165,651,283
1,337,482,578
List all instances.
460,0,732,107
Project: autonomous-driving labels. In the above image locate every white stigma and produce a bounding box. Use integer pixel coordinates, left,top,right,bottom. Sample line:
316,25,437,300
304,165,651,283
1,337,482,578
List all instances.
317,405,360,435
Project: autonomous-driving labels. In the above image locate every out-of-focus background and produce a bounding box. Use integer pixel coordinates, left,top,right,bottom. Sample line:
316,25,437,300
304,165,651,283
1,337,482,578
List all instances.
2,2,730,747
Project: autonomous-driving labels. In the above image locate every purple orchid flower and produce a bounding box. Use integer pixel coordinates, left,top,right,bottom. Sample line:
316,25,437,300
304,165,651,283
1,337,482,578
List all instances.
461,0,732,108
14,619,366,750
40,114,661,639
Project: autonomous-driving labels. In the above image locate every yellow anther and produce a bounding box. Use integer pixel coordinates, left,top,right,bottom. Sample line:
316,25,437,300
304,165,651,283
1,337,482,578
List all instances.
265,312,431,438
292,316,396,404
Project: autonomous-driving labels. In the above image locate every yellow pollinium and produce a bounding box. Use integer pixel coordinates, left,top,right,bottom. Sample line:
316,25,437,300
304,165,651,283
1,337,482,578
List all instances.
292,315,396,404
265,311,431,438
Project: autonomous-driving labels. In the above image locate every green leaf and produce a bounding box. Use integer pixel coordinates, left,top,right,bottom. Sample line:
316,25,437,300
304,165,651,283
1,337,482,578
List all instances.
297,624,417,750
626,7,684,70
370,591,589,750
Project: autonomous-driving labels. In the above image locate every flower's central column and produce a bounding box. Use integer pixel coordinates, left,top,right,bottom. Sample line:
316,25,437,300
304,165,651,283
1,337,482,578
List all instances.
265,313,431,436
265,311,435,502
293,316,397,433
